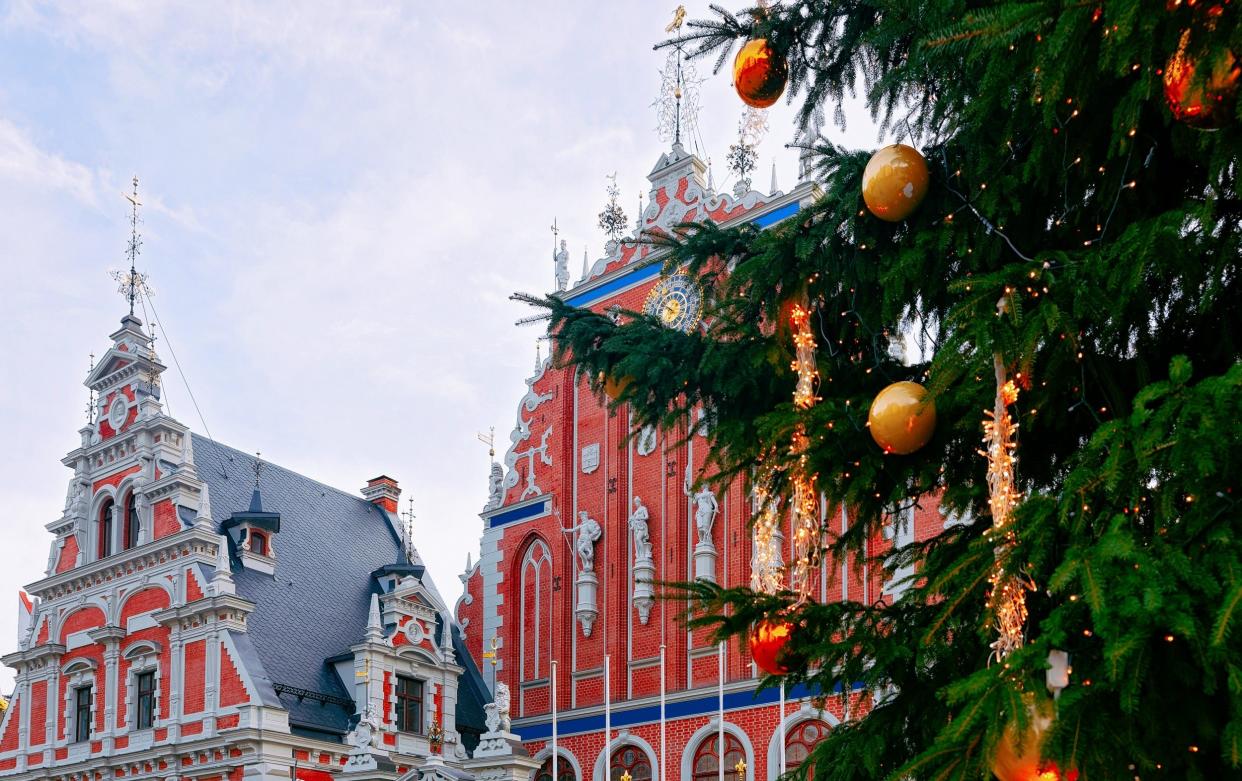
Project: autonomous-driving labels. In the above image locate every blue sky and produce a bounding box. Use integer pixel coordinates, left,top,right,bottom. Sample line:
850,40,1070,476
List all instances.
0,1,881,691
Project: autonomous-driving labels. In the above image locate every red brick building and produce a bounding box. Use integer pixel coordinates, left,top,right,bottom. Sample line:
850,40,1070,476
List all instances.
455,143,950,781
0,310,543,781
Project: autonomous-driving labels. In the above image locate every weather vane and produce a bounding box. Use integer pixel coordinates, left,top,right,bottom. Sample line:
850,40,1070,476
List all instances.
654,5,702,147
597,173,627,242
401,494,416,563
728,110,767,196
111,176,151,317
253,452,264,489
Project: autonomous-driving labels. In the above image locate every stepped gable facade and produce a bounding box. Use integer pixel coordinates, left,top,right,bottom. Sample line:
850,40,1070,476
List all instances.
456,143,950,781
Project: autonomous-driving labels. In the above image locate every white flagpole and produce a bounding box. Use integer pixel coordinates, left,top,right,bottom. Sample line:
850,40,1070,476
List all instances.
552,659,559,781
659,644,667,781
718,641,725,781
778,681,786,778
605,654,612,776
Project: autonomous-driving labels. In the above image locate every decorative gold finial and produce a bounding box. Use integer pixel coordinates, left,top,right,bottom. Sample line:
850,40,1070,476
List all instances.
735,758,747,776
111,175,149,317
665,5,686,33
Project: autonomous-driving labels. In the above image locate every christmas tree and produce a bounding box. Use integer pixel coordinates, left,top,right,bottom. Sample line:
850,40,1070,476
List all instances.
520,1,1241,778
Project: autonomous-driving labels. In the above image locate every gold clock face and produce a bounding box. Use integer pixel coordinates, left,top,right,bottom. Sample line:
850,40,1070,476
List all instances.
644,272,702,333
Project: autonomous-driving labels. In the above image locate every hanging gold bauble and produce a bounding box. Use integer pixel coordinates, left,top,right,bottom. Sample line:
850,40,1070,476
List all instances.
861,144,930,222
1164,29,1240,129
991,704,1079,781
868,381,936,455
733,38,788,109
601,372,633,402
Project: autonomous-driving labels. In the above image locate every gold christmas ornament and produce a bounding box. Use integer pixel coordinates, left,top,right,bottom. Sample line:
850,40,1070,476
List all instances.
600,372,633,402
861,144,930,222
732,38,788,109
868,381,936,455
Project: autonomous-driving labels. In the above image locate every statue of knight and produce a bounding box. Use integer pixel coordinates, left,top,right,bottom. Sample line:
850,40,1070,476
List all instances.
554,239,570,292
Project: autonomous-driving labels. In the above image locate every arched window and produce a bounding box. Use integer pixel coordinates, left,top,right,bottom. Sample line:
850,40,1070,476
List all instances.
785,720,829,774
250,531,268,556
692,732,745,781
534,755,575,781
609,746,651,781
123,492,140,551
98,498,115,559
519,539,552,686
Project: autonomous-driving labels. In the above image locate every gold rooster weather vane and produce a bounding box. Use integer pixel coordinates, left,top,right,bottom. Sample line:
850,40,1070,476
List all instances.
665,4,686,33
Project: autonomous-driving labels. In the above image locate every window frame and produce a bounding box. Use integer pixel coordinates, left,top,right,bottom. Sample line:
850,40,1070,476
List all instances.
610,745,652,781
123,492,140,551
73,685,93,743
395,674,424,734
784,719,829,774
691,732,745,781
98,498,114,559
536,754,576,781
134,670,156,730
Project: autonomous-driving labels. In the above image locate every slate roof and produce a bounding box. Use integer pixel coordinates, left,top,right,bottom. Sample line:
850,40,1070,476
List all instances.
191,434,489,740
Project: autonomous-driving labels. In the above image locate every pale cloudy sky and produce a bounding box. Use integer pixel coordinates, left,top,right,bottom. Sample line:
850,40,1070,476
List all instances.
0,1,880,691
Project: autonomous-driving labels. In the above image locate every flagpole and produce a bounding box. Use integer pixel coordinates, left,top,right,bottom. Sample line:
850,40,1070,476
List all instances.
717,641,725,781
659,643,667,781
778,681,786,778
605,654,612,776
552,659,559,781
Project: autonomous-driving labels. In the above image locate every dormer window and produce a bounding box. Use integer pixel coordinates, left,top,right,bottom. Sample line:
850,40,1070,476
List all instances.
249,530,269,557
98,498,115,559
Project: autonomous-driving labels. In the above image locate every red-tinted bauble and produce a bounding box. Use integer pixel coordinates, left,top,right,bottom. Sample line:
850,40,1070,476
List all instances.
1164,29,1241,129
991,704,1079,781
750,619,800,675
733,39,788,109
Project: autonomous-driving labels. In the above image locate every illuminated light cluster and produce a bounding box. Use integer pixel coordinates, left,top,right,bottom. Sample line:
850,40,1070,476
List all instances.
983,358,1032,661
789,303,820,409
750,475,785,595
750,299,825,601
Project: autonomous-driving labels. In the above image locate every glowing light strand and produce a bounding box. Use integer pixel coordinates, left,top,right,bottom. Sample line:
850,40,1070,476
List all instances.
983,353,1032,661
750,301,825,600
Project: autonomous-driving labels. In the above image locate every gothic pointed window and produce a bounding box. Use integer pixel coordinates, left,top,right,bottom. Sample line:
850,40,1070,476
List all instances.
785,720,829,775
98,498,114,559
692,732,745,781
519,539,552,688
535,755,576,781
609,746,651,781
123,492,140,550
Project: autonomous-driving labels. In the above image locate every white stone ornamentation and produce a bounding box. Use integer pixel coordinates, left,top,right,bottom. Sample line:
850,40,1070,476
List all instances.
630,497,656,624
685,468,720,583
636,425,658,456
581,443,600,474
565,511,602,636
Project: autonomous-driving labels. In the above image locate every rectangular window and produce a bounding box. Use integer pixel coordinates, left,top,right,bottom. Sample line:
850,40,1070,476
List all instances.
135,671,156,730
74,686,92,742
395,675,423,734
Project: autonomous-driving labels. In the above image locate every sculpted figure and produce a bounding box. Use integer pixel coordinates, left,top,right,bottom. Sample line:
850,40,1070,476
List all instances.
629,496,653,564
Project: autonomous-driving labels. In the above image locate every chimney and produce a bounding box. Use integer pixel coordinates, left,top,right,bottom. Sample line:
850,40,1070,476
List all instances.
362,475,401,513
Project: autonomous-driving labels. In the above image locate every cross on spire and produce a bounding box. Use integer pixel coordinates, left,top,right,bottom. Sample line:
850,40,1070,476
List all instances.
112,175,150,317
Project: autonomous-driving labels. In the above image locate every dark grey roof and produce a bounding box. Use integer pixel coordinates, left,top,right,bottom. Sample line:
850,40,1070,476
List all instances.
191,434,489,740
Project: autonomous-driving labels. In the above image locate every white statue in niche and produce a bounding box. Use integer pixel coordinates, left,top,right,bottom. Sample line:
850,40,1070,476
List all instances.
685,473,720,547
629,497,653,565
569,511,602,572
485,462,504,510
554,239,570,292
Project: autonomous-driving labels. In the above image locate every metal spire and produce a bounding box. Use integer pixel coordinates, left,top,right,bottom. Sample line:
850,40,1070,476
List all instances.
117,176,145,316
655,6,700,149
401,494,416,564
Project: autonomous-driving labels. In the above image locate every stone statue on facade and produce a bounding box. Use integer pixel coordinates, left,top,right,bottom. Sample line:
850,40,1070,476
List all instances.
691,486,719,547
629,497,653,565
685,469,720,582
570,511,602,573
554,239,570,292
495,681,511,732
485,462,504,510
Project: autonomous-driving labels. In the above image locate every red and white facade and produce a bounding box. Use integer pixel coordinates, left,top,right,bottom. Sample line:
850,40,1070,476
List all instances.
456,144,949,781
